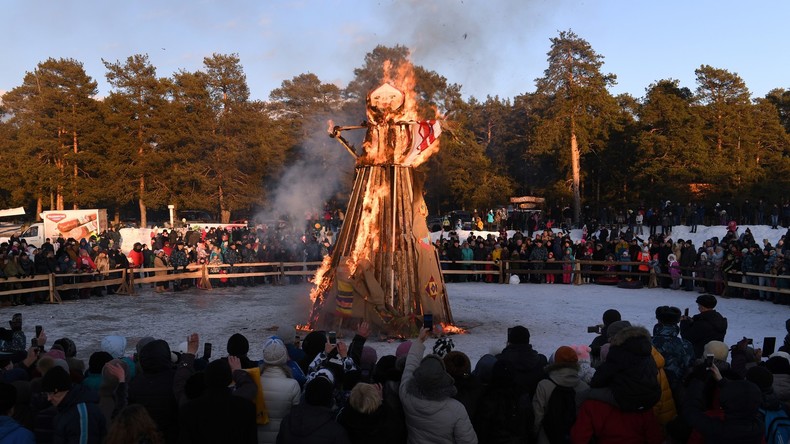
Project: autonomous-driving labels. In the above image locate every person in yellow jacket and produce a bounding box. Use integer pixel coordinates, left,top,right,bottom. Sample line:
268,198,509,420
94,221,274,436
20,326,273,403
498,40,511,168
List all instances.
651,346,677,425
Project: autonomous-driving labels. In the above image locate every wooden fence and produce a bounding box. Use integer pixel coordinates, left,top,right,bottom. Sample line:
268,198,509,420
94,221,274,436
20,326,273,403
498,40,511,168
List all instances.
1,259,787,303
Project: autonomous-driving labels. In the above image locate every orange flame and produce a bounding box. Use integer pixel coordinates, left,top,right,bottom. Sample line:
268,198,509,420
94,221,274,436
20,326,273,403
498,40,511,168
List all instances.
439,323,468,335
309,255,334,303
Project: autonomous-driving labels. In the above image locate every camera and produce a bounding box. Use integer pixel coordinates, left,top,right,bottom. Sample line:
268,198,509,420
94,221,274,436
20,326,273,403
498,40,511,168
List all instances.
587,325,602,334
705,353,715,368
328,331,337,345
684,308,689,317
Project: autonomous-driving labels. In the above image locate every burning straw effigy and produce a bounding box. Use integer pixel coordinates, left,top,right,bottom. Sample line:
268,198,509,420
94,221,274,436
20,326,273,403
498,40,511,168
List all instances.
306,64,455,337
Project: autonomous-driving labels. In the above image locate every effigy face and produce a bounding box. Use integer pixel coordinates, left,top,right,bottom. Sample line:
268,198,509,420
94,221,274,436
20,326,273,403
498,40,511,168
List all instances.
368,83,404,115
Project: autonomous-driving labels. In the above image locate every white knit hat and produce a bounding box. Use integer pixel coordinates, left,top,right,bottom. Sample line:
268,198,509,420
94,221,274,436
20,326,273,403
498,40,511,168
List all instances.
262,337,288,366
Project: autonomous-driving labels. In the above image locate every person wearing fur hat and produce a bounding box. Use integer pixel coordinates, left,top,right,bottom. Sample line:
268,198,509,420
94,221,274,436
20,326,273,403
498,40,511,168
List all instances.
399,328,477,444
42,366,107,443
652,306,695,385
680,294,728,358
495,325,548,398
532,346,590,444
258,337,301,444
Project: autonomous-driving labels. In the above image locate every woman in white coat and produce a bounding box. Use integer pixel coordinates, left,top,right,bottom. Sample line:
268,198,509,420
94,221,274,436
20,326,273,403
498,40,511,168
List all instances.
258,337,301,444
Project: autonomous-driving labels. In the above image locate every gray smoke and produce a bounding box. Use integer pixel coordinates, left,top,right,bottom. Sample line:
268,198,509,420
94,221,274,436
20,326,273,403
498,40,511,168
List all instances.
255,113,361,231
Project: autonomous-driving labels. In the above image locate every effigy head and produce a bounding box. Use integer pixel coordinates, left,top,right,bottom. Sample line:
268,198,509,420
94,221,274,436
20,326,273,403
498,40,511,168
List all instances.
367,83,405,121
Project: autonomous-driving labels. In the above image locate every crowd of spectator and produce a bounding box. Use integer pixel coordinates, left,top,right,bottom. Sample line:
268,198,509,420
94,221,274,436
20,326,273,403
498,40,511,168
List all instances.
436,210,790,303
1,295,789,443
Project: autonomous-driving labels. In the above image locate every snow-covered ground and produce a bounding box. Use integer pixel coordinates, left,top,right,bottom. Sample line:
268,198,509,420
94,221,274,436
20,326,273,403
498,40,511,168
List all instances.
5,258,788,367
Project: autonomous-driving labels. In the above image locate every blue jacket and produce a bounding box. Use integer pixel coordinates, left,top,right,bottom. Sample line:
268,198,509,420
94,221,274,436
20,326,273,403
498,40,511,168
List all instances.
0,416,34,444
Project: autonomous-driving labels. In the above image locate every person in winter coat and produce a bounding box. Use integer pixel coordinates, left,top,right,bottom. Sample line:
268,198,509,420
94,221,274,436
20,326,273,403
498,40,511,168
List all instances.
651,306,695,386
258,338,301,444
588,325,661,413
473,359,531,443
178,359,257,444
589,309,622,369
495,326,548,398
570,398,664,444
650,347,677,425
336,382,398,444
682,364,764,444
532,346,589,444
680,294,728,358
0,382,34,443
399,328,477,444
127,339,178,443
668,254,681,289
276,372,350,444
42,366,107,444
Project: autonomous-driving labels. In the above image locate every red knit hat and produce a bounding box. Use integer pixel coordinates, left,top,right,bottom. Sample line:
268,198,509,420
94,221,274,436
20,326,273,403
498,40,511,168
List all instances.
553,346,579,364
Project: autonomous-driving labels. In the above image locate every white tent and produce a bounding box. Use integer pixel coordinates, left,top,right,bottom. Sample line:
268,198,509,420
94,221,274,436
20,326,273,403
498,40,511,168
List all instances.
0,207,25,218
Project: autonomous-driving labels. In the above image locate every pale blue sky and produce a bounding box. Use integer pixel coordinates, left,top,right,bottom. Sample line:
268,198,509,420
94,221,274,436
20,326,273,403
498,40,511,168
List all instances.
2,0,787,102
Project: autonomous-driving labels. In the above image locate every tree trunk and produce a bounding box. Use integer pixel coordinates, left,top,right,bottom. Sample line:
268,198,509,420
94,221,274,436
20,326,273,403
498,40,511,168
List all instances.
36,197,43,222
139,176,147,228
570,119,581,226
218,182,230,224
49,193,54,211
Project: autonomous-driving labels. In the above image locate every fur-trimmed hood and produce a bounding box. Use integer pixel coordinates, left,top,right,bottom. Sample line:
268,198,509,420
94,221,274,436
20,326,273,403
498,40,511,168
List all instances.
610,326,653,357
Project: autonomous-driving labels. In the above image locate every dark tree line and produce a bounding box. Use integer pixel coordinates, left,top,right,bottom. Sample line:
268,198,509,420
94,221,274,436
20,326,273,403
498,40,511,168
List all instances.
1,31,789,224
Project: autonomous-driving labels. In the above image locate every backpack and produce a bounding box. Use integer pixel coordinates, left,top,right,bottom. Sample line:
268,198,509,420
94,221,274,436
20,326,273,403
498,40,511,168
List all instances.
542,379,577,444
761,406,790,444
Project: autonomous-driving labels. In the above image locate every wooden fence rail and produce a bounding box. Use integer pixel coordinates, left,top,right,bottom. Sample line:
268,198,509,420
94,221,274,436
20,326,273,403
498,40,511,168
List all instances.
1,259,787,303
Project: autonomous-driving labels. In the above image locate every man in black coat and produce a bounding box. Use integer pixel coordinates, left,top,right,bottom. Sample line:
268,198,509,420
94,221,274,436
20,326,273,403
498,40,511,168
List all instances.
128,339,179,443
495,326,547,397
42,366,106,444
178,359,257,444
277,374,351,444
680,294,728,358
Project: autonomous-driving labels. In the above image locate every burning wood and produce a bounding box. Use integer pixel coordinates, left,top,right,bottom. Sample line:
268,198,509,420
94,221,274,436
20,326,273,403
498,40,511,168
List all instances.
307,61,452,337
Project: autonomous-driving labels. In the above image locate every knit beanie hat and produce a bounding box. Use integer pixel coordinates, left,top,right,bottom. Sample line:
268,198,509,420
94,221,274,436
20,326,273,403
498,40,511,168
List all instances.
53,338,77,358
101,335,127,358
413,355,455,392
278,325,297,346
262,337,288,366
136,337,155,355
42,366,72,393
703,340,729,362
655,306,682,325
88,351,113,374
301,331,327,360
507,326,530,345
553,346,579,364
746,366,774,393
602,309,622,326
305,374,334,407
396,341,413,358
359,346,378,375
204,359,232,389
607,320,632,340
227,333,249,357
443,351,471,380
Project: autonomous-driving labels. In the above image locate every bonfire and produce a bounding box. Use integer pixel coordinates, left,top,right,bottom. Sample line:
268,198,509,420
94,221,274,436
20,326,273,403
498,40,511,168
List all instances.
306,61,455,337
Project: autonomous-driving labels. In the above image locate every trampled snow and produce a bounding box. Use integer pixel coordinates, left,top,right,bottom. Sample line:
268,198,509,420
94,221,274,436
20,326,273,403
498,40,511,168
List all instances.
6,221,788,366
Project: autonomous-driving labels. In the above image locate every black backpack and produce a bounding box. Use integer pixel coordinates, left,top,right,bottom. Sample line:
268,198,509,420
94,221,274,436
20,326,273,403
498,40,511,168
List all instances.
541,378,577,444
